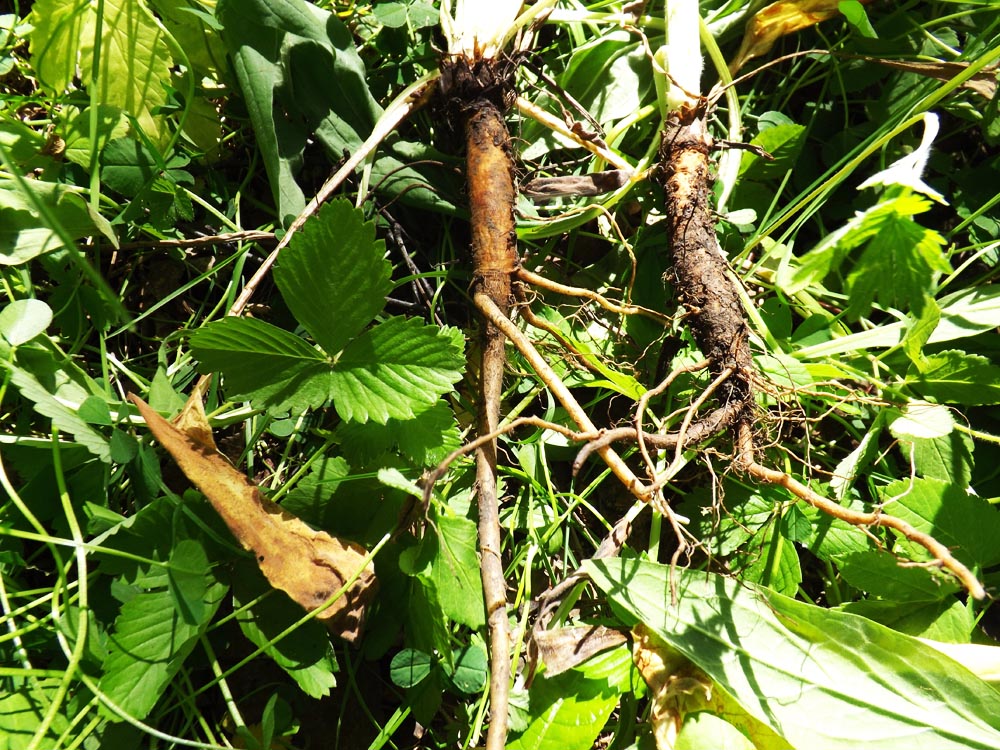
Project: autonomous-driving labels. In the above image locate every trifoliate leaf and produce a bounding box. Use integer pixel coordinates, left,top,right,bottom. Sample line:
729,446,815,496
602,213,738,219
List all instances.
274,199,391,357
330,317,464,424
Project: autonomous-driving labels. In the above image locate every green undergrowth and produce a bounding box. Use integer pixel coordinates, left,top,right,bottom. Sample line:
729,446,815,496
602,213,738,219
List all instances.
1,1,1000,748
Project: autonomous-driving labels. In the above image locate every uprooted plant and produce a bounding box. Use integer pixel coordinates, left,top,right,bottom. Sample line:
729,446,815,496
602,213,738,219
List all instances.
4,0,1000,748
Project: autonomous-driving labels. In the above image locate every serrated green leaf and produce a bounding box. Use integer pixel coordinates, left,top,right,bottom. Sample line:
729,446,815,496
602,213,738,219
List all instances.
837,550,960,601
901,430,974,487
336,401,462,467
879,477,1000,569
846,214,948,318
167,538,209,625
432,512,485,629
390,648,433,688
274,199,391,356
233,562,338,698
100,579,227,720
506,646,631,750
189,316,327,401
587,559,1000,750
907,350,1000,405
330,317,463,424
0,299,52,345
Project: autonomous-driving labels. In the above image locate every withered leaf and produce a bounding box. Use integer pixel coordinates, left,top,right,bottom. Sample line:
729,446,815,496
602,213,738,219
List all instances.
532,624,627,678
633,623,714,750
729,0,875,75
128,392,376,641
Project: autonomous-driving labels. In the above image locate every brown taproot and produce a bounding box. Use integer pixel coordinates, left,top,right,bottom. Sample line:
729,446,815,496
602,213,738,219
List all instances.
128,392,377,641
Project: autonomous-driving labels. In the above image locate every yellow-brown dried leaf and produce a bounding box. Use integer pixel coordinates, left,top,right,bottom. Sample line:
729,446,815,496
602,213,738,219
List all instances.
729,0,874,74
128,392,376,641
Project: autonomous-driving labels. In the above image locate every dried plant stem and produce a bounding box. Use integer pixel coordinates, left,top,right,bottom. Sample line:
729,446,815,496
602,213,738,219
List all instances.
735,423,986,599
516,96,634,171
423,417,599,509
517,268,672,325
474,292,659,506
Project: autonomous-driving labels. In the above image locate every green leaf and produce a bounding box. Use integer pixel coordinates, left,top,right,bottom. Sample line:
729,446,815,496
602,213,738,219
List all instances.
390,648,433,688
902,430,974,487
432,512,485,629
448,641,488,694
795,286,1000,358
879,477,1000,569
401,507,484,629
676,712,756,750
907,350,1000,405
0,180,115,264
274,199,391,356
887,401,954,440
100,579,227,720
280,455,350,529
336,401,462,467
903,294,940,368
216,0,381,224
843,598,974,642
507,645,632,750
233,562,338,699
0,682,71,748
60,105,129,169
845,214,948,318
31,0,175,144
739,120,806,181
786,194,933,295
587,559,1000,750
4,364,110,462
330,317,464,424
167,538,209,625
188,316,329,408
738,518,802,596
837,550,960,601
0,299,52,345
839,0,878,38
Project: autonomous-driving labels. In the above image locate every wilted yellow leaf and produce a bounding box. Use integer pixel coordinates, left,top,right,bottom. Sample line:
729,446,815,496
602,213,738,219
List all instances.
129,391,376,641
531,624,627,679
729,0,874,75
